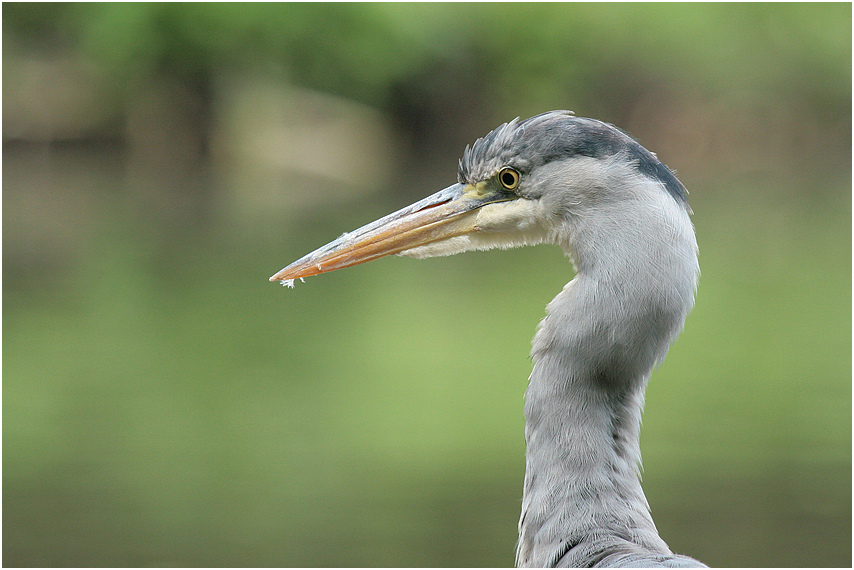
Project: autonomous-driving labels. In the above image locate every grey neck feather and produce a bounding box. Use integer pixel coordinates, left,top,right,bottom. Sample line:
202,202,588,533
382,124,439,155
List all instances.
515,170,704,568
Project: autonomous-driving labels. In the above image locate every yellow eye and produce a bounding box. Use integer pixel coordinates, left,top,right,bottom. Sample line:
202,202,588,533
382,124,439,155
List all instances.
498,167,520,190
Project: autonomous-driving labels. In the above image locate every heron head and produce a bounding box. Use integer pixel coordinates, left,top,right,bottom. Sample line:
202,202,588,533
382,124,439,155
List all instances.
269,110,690,284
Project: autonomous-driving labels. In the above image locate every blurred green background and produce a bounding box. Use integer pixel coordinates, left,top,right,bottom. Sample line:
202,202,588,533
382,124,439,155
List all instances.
3,3,851,567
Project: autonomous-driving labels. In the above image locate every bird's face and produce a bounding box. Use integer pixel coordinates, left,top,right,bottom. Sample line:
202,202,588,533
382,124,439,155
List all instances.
268,166,553,285
269,110,689,284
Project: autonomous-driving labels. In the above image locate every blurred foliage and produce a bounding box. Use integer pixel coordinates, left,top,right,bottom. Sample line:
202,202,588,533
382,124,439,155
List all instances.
3,3,851,568
4,3,850,103
4,3,850,153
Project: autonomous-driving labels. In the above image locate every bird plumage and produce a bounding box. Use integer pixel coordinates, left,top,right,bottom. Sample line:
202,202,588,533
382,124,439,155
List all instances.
270,111,705,567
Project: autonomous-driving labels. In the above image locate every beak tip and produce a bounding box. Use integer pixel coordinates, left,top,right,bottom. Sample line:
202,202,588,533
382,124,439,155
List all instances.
269,270,290,282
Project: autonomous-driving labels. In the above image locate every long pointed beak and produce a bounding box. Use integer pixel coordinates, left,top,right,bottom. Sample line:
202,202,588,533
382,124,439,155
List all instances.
270,182,510,284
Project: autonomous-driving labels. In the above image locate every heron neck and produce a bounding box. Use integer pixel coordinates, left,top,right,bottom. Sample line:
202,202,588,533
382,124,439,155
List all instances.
516,195,698,567
517,286,667,567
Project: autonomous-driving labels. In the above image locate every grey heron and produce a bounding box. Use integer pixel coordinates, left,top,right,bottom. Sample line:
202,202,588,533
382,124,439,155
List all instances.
270,111,705,568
